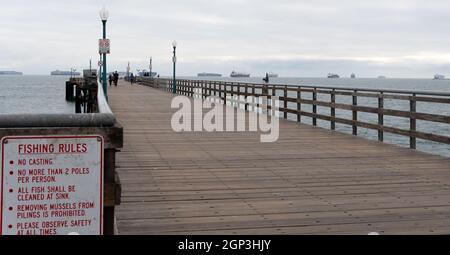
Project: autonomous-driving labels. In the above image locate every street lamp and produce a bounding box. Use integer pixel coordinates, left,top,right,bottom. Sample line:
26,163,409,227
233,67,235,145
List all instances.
172,40,177,94
99,7,109,99
149,57,153,78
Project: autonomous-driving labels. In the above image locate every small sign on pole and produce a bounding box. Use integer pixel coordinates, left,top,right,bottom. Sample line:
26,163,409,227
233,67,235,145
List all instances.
99,39,110,54
0,135,104,235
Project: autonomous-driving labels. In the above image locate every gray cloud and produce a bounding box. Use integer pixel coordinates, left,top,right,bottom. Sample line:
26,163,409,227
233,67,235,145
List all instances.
1,0,450,77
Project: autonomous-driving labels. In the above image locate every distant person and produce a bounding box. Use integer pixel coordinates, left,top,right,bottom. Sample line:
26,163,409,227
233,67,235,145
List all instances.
113,71,119,87
130,73,134,85
263,73,269,83
108,74,113,86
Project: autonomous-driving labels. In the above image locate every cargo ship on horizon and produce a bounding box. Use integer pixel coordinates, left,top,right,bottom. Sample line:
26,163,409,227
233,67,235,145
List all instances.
230,71,250,77
51,70,80,76
198,72,222,77
434,74,445,80
327,73,340,78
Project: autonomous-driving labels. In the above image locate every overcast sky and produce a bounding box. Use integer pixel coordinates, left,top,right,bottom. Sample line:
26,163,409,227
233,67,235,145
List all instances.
1,0,450,77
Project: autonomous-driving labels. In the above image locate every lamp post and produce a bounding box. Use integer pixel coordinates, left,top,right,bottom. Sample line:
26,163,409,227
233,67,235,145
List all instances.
126,62,130,81
100,7,109,99
172,41,177,94
70,68,76,78
149,57,152,78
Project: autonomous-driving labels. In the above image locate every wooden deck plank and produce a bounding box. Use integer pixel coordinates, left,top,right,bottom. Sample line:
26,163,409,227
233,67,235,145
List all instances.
108,81,450,235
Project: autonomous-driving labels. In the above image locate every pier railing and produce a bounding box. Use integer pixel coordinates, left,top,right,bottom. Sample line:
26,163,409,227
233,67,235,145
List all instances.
139,77,450,149
0,82,122,235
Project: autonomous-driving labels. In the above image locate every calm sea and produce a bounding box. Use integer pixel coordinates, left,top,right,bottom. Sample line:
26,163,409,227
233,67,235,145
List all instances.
1,75,450,157
0,75,74,114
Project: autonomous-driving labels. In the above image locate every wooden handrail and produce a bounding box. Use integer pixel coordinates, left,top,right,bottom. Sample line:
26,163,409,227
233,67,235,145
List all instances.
139,77,450,148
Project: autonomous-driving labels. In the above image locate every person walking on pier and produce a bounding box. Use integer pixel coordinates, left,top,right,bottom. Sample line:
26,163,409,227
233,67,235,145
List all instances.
113,71,119,87
109,74,113,87
130,73,135,85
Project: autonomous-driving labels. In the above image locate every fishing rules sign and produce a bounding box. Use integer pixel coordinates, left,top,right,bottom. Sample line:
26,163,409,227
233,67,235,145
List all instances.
99,39,110,54
0,135,104,235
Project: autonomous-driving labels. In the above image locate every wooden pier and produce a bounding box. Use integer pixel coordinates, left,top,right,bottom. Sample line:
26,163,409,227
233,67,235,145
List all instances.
109,80,450,235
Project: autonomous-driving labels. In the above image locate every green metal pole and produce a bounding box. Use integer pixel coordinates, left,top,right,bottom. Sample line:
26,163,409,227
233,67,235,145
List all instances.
172,47,176,94
102,20,108,100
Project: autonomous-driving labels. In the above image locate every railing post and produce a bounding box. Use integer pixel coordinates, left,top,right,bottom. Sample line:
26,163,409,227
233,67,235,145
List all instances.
352,90,357,135
252,85,256,112
312,88,317,126
297,86,301,123
245,84,248,111
284,85,288,119
410,93,416,149
224,84,227,105
202,81,206,99
378,92,384,142
179,79,182,95
331,89,335,130
271,86,276,115
103,149,116,235
180,80,183,95
237,84,241,109
208,81,211,97
197,81,200,98
231,83,235,106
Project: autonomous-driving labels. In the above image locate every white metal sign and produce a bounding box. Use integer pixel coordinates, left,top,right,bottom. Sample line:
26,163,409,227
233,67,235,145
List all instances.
0,135,104,235
99,39,110,54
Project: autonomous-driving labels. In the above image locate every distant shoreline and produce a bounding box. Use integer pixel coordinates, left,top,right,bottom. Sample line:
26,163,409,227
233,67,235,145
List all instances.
0,71,23,75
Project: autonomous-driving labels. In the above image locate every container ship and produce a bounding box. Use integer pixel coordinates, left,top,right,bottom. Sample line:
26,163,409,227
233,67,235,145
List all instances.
327,73,340,78
198,72,222,77
434,74,445,80
139,71,158,77
267,72,279,78
230,71,250,77
51,70,80,76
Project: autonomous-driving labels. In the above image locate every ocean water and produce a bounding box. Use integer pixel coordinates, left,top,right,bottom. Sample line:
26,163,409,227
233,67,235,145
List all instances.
1,75,450,157
0,75,74,114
